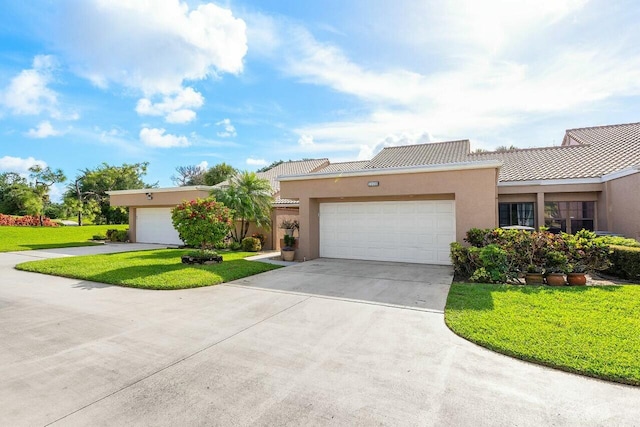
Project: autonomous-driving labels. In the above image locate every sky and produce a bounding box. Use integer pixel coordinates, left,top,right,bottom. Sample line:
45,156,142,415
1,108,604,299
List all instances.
1,0,639,200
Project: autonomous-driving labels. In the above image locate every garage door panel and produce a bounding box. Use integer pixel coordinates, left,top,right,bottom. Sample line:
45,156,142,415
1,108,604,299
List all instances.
136,208,183,245
320,201,455,265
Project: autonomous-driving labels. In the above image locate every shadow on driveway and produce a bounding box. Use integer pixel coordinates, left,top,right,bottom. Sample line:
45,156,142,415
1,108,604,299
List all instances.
231,258,454,312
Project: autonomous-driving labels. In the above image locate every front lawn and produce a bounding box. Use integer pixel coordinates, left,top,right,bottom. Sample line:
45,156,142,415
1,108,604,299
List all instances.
16,249,281,290
0,225,127,252
445,283,640,385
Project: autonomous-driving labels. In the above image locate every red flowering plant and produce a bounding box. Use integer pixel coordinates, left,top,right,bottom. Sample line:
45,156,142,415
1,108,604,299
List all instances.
171,197,233,249
0,214,58,227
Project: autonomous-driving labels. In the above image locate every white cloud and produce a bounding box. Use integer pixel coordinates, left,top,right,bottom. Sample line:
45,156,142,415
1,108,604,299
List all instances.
139,127,190,148
196,160,209,171
56,0,248,95
251,4,640,155
1,55,59,116
298,134,314,146
246,157,267,166
216,118,237,137
0,156,47,174
136,87,204,123
26,121,63,138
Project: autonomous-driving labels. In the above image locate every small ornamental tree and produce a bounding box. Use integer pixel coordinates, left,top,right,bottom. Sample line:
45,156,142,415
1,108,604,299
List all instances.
171,198,233,249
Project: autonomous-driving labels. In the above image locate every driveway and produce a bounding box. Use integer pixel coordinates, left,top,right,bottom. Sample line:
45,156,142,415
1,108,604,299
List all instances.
1,248,639,426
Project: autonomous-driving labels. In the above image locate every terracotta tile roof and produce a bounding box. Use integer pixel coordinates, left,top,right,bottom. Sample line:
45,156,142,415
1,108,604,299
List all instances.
257,159,329,193
358,122,640,182
366,140,470,168
316,160,370,173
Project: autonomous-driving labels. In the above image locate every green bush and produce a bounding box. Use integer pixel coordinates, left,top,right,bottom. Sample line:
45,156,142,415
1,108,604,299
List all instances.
171,198,233,249
92,234,106,240
596,236,640,248
477,244,509,283
465,228,492,247
606,245,640,280
229,242,242,251
283,234,296,250
241,237,262,252
185,249,219,261
106,229,128,242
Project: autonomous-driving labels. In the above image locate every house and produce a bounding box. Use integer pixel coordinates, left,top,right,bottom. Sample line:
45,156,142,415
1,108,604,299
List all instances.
278,122,640,265
107,159,329,249
108,122,640,265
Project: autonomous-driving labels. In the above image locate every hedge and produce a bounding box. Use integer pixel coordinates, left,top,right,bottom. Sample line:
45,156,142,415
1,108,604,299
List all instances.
606,245,640,281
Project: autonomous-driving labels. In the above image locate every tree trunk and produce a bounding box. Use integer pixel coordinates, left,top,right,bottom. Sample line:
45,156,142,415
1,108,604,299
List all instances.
77,211,83,226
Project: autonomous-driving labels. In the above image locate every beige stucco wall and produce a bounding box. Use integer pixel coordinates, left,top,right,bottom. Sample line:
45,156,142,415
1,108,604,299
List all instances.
280,167,499,261
109,190,211,208
604,173,640,240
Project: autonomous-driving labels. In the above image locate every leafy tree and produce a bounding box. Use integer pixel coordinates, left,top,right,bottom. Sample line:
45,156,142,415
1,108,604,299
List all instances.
203,162,237,186
29,165,66,226
256,160,283,173
0,172,29,214
171,164,207,186
171,198,233,248
65,162,155,225
212,171,273,242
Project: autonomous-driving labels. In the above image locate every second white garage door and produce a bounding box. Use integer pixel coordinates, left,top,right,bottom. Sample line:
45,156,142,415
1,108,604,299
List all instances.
136,208,183,245
319,200,455,265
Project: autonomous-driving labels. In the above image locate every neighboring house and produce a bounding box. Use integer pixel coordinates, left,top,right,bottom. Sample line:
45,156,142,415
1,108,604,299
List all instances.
107,159,329,249
279,122,640,265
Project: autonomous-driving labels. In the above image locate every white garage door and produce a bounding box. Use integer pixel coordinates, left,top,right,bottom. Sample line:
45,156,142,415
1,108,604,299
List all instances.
319,200,455,265
136,208,183,245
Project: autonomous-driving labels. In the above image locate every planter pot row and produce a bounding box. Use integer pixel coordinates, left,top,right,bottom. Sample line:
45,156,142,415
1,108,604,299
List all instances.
524,272,587,286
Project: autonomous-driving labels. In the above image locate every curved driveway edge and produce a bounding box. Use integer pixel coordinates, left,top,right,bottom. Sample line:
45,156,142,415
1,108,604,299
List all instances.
1,252,639,426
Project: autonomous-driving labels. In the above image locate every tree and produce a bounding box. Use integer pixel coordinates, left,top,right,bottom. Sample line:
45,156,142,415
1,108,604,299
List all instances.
256,160,283,173
171,198,233,248
171,165,207,186
212,171,273,242
0,173,29,214
64,162,155,225
204,162,237,186
29,165,66,226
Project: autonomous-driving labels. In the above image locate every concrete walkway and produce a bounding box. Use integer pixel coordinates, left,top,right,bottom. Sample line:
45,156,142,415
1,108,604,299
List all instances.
0,248,639,426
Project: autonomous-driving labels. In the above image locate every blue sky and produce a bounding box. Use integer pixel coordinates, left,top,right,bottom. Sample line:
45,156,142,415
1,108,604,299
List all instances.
1,0,639,200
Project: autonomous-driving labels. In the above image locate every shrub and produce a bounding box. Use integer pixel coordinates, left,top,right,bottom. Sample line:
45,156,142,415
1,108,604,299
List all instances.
241,237,262,252
171,198,233,249
229,242,242,251
476,244,509,283
185,249,219,261
0,213,59,227
595,235,640,248
465,228,492,247
106,229,128,242
283,234,296,250
92,234,106,240
251,233,266,247
606,245,640,280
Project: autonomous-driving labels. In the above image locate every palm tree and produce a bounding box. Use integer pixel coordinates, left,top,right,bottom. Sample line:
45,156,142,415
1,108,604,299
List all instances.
213,171,273,242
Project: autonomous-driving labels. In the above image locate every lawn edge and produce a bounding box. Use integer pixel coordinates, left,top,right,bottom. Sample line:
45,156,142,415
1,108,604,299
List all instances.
444,282,640,388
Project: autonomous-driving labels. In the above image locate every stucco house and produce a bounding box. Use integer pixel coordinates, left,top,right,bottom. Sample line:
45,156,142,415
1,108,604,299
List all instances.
278,122,640,264
109,122,640,265
107,159,329,249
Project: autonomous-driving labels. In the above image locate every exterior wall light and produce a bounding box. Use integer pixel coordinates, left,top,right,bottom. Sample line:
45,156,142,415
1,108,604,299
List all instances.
146,192,153,200
367,181,379,187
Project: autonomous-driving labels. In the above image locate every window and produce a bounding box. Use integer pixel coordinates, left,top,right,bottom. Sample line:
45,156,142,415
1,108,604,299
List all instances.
544,201,595,234
499,202,535,227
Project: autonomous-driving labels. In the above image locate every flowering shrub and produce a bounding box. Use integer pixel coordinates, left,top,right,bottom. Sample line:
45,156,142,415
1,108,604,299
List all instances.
171,198,233,248
241,237,261,252
0,214,59,227
251,233,266,247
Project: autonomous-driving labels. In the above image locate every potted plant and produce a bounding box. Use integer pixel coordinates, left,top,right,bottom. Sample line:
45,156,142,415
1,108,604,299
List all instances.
566,263,587,286
524,264,545,285
280,219,299,237
544,250,568,286
281,234,296,261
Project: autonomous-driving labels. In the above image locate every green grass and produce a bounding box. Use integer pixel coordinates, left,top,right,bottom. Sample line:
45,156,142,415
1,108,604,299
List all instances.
445,283,640,385
0,224,128,252
16,249,282,290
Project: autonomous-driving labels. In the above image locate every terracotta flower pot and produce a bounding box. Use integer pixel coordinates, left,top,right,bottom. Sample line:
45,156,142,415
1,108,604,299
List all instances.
524,273,544,285
545,273,566,286
282,250,295,261
567,273,587,286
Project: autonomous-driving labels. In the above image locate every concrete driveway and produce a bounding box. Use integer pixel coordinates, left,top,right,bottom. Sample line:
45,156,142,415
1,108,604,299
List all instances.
1,248,639,426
